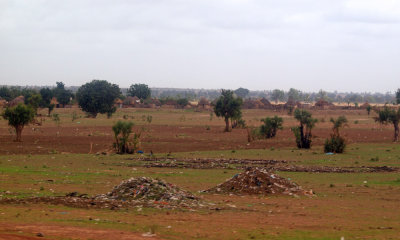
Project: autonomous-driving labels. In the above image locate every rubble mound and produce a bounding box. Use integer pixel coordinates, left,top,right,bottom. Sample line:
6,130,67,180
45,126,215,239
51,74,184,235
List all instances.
206,168,311,196
95,177,198,204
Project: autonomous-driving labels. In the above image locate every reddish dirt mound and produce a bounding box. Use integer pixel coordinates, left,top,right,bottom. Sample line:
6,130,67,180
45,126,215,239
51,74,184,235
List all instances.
206,168,312,196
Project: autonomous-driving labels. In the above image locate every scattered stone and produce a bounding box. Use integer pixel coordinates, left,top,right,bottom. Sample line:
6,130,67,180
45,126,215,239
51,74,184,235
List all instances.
36,232,44,237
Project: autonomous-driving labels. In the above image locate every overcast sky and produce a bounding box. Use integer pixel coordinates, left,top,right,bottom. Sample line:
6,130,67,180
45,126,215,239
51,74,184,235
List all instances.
0,0,399,92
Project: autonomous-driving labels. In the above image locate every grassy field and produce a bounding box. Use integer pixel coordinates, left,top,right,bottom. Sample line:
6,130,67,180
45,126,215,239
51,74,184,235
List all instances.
1,108,399,239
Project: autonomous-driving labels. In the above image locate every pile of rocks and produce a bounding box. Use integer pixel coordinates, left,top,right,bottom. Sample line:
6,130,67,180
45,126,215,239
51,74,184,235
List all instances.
205,168,312,196
95,177,200,208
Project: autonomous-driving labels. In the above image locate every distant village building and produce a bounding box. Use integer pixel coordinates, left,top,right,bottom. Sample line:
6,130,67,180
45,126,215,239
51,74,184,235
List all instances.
123,96,140,107
314,99,334,110
114,98,123,108
8,96,24,107
50,97,60,108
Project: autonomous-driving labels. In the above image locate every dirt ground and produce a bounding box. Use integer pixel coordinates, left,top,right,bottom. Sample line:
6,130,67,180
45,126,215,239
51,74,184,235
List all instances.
0,223,163,240
1,107,399,239
0,108,395,155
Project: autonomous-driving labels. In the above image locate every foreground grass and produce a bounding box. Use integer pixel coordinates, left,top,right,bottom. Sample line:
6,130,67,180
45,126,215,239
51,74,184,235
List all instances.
1,143,400,239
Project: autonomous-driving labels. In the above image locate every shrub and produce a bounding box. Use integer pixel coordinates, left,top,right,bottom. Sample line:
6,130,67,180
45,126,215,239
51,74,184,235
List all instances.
324,116,348,153
112,121,137,154
324,136,346,153
259,116,283,138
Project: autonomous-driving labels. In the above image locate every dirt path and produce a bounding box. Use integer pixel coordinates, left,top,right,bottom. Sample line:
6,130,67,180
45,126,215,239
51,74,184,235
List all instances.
0,223,163,240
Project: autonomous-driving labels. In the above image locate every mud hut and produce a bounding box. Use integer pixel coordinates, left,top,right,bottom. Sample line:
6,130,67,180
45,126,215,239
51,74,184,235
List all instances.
284,98,296,110
360,102,371,109
198,97,211,110
123,96,140,107
114,98,123,108
243,99,264,109
260,98,273,109
314,99,333,110
7,96,25,107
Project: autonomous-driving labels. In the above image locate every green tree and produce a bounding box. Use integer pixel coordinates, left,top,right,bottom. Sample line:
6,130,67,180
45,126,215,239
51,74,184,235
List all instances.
53,82,73,107
2,104,35,142
366,105,372,116
291,109,318,149
396,88,400,105
259,116,283,138
21,88,37,104
39,87,55,116
234,87,250,99
375,107,400,142
39,88,53,107
176,98,189,109
271,89,285,104
127,84,151,100
27,94,42,115
76,80,121,118
214,89,243,132
0,87,13,101
287,88,302,102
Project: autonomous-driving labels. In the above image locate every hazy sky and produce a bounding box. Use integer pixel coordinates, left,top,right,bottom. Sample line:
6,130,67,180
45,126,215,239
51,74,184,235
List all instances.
0,0,399,92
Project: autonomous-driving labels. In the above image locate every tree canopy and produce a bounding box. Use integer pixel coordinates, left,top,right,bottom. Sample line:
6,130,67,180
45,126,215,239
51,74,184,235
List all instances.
234,87,250,99
53,82,73,107
2,104,35,142
292,109,318,149
375,106,400,142
76,80,121,118
271,89,285,103
214,89,243,132
127,84,151,100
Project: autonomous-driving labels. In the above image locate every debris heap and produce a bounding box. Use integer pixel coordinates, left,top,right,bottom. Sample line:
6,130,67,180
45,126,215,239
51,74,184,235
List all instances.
95,177,199,206
205,168,312,196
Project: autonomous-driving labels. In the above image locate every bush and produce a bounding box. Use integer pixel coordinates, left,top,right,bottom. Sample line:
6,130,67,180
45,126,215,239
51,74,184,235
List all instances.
324,136,346,153
112,121,141,154
259,116,283,138
324,116,348,153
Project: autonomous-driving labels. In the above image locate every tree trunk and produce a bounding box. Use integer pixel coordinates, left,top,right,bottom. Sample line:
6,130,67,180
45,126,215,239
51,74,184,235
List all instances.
394,122,399,142
224,117,230,132
15,125,23,142
299,124,304,148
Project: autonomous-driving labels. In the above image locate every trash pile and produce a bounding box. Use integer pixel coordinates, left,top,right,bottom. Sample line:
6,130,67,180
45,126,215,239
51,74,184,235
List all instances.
95,177,201,208
205,168,312,196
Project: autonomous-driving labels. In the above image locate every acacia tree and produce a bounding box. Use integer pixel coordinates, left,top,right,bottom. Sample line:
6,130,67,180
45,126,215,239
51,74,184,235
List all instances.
76,80,121,118
375,107,400,142
214,89,243,132
2,104,35,142
291,109,318,149
127,84,151,100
